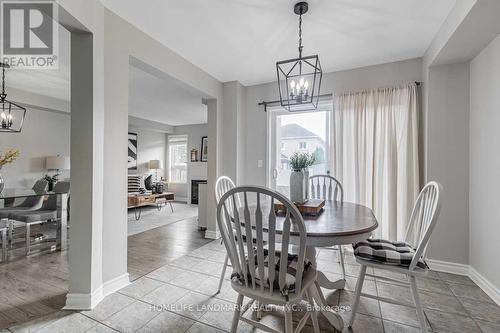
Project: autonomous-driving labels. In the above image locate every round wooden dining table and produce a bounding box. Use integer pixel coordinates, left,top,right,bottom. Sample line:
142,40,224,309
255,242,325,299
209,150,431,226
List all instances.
241,200,378,331
286,201,378,330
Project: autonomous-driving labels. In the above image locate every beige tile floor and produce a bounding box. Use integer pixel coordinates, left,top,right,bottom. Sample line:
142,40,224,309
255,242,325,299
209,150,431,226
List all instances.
2,219,500,332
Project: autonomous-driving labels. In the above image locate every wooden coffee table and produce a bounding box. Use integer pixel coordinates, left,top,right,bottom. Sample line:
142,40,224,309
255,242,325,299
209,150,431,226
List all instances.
128,192,175,220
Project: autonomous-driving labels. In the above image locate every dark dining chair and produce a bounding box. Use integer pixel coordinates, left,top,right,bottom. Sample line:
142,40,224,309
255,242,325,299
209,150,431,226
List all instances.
8,181,70,255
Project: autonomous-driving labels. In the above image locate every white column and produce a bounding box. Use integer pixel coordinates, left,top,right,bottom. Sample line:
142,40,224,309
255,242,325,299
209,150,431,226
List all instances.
100,16,130,291
222,81,246,184
205,98,220,239
65,32,104,309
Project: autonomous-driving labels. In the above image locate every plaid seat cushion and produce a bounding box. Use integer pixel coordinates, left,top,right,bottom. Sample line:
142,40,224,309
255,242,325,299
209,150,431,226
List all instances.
231,248,311,297
353,238,427,269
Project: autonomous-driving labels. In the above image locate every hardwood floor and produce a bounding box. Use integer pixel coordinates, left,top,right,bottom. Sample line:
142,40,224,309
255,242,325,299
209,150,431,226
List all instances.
0,250,68,329
0,212,209,329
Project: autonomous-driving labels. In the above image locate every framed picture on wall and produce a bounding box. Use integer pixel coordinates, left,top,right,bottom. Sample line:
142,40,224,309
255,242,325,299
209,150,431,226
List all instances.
128,132,138,170
201,136,208,162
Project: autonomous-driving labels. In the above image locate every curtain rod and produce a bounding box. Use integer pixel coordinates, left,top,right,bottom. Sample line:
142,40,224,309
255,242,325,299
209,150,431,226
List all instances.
258,81,421,111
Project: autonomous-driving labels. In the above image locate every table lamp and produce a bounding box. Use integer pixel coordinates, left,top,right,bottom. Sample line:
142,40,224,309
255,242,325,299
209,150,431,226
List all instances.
46,155,70,182
149,159,163,183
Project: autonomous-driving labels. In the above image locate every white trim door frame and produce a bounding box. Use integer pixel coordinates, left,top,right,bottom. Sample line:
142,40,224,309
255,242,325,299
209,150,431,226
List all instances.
266,101,333,194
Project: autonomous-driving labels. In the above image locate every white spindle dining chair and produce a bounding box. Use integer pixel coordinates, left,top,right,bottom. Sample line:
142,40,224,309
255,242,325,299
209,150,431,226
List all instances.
349,181,442,333
309,174,343,202
309,174,346,279
214,176,241,293
217,186,320,333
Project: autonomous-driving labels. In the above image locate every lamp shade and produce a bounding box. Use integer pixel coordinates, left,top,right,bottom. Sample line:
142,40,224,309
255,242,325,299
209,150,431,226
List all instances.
149,159,163,170
46,156,70,170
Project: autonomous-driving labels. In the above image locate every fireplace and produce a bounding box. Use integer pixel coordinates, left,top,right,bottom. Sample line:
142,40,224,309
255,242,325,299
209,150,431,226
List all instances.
191,179,207,204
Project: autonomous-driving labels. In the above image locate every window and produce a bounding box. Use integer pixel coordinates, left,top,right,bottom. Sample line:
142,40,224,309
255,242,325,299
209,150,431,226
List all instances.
168,135,187,183
268,106,331,197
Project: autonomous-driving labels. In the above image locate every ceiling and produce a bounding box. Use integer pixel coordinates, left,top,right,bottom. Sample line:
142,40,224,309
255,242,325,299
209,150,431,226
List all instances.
7,0,457,125
101,0,456,86
8,26,70,101
129,64,207,126
7,25,207,126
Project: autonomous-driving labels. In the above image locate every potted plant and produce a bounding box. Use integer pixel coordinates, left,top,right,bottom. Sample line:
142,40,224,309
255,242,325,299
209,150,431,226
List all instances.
289,152,315,203
0,148,20,192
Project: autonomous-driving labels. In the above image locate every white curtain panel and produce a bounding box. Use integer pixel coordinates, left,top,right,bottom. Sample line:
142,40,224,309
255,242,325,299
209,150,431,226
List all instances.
331,84,419,240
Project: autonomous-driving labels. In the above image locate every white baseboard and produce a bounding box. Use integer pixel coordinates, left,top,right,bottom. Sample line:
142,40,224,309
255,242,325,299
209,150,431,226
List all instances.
469,266,500,306
204,229,220,240
64,273,130,310
64,287,103,310
102,273,130,296
426,259,470,276
427,258,500,306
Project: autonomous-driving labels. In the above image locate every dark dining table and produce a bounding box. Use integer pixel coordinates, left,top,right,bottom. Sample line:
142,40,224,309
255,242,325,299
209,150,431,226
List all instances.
237,200,378,331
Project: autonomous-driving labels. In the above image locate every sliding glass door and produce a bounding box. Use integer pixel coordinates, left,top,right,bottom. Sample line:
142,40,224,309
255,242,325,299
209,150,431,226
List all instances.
267,102,333,196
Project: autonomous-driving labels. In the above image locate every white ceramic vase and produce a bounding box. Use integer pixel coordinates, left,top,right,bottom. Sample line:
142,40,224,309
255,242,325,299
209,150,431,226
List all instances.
290,170,307,203
303,170,310,199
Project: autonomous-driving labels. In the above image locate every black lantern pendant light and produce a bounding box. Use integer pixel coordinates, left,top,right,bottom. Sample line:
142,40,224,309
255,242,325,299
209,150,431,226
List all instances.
276,1,322,112
0,62,26,133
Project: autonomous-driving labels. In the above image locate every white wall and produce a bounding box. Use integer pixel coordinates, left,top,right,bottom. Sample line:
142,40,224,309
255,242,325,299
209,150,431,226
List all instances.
128,127,166,180
469,34,500,290
0,109,70,188
425,63,470,265
421,0,500,268
244,58,423,186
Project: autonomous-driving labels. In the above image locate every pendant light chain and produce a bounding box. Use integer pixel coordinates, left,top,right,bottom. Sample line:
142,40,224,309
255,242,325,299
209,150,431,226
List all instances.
298,12,303,58
1,66,5,101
